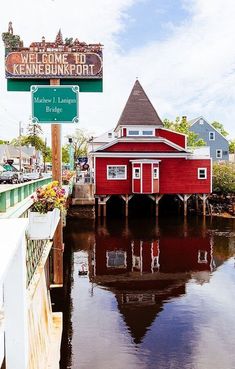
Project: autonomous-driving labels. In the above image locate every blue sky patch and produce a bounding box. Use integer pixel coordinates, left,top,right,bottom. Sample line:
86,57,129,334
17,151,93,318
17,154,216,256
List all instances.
117,0,190,51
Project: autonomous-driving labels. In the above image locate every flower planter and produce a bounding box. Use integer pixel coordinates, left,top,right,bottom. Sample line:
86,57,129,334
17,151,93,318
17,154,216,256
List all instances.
27,208,60,240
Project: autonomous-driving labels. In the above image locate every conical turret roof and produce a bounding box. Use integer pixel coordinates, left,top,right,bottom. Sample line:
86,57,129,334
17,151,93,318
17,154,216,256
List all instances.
115,80,163,130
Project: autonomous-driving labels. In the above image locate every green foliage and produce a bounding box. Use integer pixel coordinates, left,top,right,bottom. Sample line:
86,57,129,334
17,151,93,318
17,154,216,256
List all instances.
62,146,70,163
163,116,206,147
211,121,228,137
66,128,89,160
0,139,8,144
229,139,235,154
212,162,235,193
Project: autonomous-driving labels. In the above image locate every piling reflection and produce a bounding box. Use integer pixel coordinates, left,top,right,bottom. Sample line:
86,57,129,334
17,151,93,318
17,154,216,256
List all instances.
61,216,235,369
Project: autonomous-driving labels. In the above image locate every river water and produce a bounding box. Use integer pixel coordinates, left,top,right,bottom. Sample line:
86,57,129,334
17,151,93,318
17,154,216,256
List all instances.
60,216,235,369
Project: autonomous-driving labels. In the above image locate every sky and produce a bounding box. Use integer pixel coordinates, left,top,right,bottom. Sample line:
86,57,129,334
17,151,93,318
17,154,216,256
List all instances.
1,0,235,144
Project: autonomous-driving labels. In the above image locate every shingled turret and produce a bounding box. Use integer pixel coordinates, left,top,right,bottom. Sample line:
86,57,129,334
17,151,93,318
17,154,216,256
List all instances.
115,80,163,130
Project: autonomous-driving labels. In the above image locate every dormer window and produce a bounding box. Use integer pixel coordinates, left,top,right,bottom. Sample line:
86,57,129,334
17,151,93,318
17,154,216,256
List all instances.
127,129,154,136
128,130,139,136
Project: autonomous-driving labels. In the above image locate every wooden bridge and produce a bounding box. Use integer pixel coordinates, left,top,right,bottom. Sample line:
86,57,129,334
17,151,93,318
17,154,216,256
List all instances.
0,176,74,369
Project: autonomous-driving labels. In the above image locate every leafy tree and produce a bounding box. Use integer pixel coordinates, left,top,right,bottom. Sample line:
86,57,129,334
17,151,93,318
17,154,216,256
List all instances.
163,116,206,147
211,121,229,137
62,146,70,163
66,128,90,162
0,139,8,144
212,162,235,193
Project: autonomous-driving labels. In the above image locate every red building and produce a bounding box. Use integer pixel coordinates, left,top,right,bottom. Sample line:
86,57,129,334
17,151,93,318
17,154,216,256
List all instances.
91,80,211,216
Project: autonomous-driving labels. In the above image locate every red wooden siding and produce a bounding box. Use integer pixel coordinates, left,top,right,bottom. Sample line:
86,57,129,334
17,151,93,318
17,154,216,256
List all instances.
142,164,152,193
156,129,186,149
122,128,127,137
95,157,211,195
104,142,178,152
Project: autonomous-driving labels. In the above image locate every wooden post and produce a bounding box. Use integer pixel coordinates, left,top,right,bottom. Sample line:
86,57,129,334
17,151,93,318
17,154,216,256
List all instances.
103,202,107,217
195,195,199,213
50,79,63,285
125,194,128,217
177,194,191,217
198,194,208,217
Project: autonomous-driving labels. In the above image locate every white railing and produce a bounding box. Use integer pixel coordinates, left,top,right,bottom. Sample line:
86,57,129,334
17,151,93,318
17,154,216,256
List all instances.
0,218,29,369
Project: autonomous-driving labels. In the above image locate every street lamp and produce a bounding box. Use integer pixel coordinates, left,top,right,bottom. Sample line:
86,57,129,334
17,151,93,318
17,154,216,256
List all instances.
68,137,74,170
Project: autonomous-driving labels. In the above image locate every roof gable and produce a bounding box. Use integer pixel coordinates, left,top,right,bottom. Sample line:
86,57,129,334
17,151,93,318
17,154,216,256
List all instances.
115,80,163,130
189,116,229,142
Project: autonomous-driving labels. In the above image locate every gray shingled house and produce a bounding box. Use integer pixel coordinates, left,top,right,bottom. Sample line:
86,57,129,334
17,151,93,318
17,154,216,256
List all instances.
189,116,229,161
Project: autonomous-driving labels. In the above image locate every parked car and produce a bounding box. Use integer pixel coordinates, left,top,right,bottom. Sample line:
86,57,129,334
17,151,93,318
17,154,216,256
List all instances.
0,171,19,184
23,172,41,182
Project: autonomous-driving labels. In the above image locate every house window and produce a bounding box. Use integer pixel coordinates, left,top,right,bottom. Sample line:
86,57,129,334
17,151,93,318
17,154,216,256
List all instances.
128,130,139,136
198,168,207,179
106,251,127,268
199,119,204,125
198,250,208,264
108,132,112,138
133,167,141,179
107,165,127,180
153,168,159,179
209,131,215,140
133,256,141,269
142,130,154,136
216,149,222,159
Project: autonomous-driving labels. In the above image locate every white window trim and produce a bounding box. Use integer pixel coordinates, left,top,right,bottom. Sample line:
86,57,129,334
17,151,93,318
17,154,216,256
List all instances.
198,168,207,179
216,149,222,159
153,167,159,179
107,165,127,180
127,129,140,136
133,167,141,179
127,129,154,137
198,250,208,264
209,131,215,141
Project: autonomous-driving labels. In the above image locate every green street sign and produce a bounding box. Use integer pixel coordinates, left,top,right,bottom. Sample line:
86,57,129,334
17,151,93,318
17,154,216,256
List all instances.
31,85,79,123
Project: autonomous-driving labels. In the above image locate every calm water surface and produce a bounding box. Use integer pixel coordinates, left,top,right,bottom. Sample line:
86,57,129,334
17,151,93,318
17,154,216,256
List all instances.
60,216,235,369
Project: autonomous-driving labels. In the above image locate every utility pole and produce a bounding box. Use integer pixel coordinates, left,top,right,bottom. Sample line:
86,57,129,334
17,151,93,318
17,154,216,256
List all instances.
19,121,22,172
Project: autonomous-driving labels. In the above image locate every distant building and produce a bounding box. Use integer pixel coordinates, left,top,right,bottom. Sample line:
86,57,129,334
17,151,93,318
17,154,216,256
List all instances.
0,144,42,171
189,116,229,161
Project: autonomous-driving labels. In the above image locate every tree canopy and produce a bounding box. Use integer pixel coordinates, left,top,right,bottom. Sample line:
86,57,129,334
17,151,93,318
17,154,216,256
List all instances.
211,121,229,137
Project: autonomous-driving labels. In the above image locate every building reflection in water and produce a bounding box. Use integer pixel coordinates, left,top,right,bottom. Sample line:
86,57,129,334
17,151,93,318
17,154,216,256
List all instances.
86,217,215,344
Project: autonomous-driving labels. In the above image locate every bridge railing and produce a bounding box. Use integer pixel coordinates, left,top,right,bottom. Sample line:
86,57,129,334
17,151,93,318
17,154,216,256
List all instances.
0,176,52,214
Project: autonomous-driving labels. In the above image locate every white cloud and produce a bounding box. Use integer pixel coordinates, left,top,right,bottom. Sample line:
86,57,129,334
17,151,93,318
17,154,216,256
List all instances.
0,0,235,144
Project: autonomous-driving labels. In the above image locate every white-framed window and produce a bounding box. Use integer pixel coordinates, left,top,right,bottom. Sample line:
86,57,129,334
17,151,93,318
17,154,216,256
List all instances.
128,130,139,136
133,167,141,179
199,118,204,125
127,129,154,136
142,130,154,136
153,167,159,179
209,131,215,140
198,168,207,179
106,251,127,268
216,149,222,159
133,256,141,269
198,250,208,264
107,165,127,180
108,132,113,138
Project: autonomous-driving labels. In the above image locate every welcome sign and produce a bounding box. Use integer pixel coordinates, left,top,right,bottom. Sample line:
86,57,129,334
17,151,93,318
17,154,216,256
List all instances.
5,51,102,79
